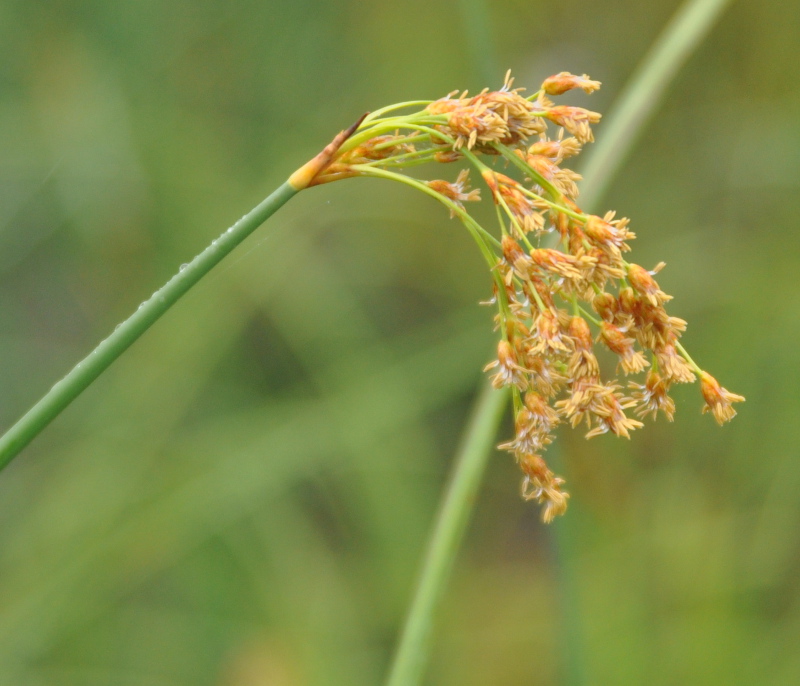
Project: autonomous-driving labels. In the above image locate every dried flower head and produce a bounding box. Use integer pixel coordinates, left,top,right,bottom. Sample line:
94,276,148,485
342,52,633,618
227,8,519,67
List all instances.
544,106,602,143
426,169,481,217
300,70,744,521
528,132,582,163
630,369,675,421
700,371,745,425
542,72,602,96
484,340,528,390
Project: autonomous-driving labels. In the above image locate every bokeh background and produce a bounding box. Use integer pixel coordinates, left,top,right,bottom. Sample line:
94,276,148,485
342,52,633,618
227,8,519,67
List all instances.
0,0,797,684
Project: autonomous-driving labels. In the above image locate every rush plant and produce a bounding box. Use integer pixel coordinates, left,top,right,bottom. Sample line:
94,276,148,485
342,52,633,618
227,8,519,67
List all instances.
0,70,742,517
0,2,737,683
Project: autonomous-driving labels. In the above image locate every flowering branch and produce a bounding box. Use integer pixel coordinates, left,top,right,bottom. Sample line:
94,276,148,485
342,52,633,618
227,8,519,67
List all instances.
303,69,743,522
0,65,744,523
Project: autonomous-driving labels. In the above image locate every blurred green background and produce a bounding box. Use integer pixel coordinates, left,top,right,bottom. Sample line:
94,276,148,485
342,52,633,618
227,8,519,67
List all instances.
0,0,797,684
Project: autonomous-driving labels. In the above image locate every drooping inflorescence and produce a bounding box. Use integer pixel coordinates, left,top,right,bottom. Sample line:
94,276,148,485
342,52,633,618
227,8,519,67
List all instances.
300,70,744,522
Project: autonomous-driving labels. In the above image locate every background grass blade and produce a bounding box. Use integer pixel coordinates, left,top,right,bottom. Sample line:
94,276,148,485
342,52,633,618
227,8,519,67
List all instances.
385,383,508,686
579,0,734,209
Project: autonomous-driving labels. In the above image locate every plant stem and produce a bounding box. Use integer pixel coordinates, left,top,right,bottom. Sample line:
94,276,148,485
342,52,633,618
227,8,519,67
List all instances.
385,383,508,686
0,181,298,471
0,108,367,468
384,1,735,684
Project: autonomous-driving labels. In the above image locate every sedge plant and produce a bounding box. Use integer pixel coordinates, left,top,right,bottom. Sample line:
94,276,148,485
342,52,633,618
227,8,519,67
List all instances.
0,19,741,680
0,1,746,685
0,70,742,519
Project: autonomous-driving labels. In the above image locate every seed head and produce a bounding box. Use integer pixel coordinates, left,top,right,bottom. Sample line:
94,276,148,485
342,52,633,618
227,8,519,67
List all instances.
630,369,675,421
542,72,602,96
567,316,600,379
518,453,569,523
501,235,533,278
582,383,643,439
529,309,571,354
627,263,672,307
528,133,582,163
484,339,529,390
426,169,481,217
656,343,696,384
524,153,582,199
584,213,634,253
600,321,649,375
544,106,602,143
307,71,743,521
486,171,546,235
700,371,745,425
530,248,595,281
592,291,617,321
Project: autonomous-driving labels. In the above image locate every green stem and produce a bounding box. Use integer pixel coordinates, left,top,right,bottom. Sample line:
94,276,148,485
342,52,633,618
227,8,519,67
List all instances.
353,165,514,322
340,116,448,152
369,147,442,166
385,383,508,686
0,182,298,470
676,341,703,373
360,101,436,126
373,134,431,150
379,156,440,169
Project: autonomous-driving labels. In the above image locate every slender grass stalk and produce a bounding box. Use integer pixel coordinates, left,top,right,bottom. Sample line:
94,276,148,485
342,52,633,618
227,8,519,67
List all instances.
0,182,298,470
385,383,508,686
384,0,734,684
0,0,735,673
0,109,369,470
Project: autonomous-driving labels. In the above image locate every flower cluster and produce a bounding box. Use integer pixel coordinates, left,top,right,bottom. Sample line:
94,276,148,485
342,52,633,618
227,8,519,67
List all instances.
294,71,744,522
